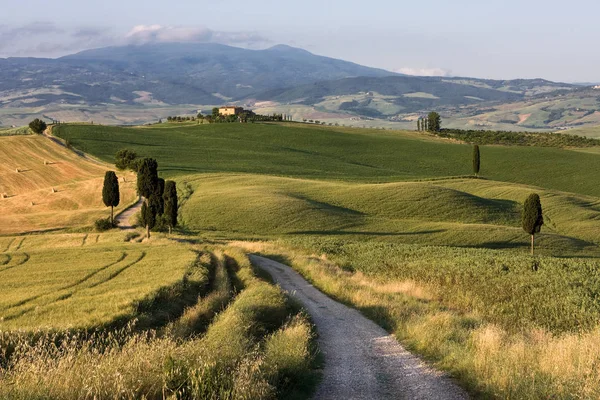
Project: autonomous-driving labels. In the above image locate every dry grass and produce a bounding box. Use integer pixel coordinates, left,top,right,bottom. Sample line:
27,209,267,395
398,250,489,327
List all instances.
0,135,137,234
238,241,600,399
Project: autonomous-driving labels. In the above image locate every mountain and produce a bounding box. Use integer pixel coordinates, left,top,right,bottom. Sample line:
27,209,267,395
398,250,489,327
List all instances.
0,43,397,107
247,76,576,117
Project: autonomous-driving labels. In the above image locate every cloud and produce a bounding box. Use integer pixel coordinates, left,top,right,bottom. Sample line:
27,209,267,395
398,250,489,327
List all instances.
125,25,270,46
0,22,271,58
395,67,452,77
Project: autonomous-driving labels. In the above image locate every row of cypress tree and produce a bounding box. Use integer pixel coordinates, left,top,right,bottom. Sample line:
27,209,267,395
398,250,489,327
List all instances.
102,158,178,237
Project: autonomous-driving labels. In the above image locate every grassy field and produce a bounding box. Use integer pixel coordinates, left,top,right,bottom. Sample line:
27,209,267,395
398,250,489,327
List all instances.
55,122,600,198
7,121,600,398
0,232,199,330
0,246,318,399
0,135,137,234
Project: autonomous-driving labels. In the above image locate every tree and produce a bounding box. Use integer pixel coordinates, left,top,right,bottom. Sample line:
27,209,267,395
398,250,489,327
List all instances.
29,118,47,134
212,108,220,119
137,158,159,237
152,178,165,216
115,149,138,170
141,200,157,238
102,171,120,224
163,181,178,234
473,145,481,177
522,193,544,256
427,112,441,132
417,119,421,131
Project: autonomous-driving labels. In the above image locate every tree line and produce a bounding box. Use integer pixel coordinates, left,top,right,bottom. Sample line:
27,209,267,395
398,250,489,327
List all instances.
101,150,178,236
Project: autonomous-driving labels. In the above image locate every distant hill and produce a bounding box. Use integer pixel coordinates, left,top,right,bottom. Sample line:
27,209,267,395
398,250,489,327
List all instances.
246,76,576,116
0,43,397,107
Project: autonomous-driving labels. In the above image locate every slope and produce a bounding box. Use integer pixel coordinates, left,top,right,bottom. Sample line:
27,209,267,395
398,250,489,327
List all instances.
0,134,137,234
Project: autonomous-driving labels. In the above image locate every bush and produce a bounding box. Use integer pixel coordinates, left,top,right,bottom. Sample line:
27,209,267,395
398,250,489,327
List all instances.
124,232,141,242
94,218,115,232
115,149,139,171
28,118,47,134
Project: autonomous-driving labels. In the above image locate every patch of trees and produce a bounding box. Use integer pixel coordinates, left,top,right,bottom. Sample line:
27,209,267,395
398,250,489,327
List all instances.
432,128,600,148
116,149,139,171
28,119,47,134
416,112,441,132
137,158,178,237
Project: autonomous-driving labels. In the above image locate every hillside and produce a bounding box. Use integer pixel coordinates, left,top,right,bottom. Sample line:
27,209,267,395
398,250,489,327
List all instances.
54,122,600,256
0,134,137,234
0,43,395,109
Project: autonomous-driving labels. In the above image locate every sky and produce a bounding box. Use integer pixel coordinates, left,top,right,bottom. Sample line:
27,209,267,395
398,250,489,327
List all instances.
1,0,599,82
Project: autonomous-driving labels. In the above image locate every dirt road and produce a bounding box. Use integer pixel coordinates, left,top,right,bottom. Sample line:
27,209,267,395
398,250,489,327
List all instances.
249,255,469,400
115,197,143,229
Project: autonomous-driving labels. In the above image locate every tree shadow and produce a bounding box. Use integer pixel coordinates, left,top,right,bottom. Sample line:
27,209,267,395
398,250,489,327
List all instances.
290,229,447,236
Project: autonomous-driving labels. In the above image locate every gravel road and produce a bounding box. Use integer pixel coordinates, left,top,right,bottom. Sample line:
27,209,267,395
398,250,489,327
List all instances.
250,255,469,400
115,197,143,229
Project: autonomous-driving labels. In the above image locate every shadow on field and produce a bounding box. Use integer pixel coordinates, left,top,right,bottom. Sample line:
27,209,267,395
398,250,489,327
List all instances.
290,229,447,236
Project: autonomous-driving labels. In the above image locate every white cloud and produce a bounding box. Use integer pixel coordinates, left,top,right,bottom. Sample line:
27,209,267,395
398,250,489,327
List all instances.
395,67,452,77
125,25,269,47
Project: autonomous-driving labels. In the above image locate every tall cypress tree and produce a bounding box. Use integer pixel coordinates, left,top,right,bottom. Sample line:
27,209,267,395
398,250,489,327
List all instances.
163,180,178,234
102,171,120,224
522,193,543,256
152,178,165,216
473,145,481,177
137,158,159,237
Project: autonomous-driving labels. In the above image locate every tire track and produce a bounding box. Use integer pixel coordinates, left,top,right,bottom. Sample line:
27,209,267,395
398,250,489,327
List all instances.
2,238,15,253
0,254,11,266
88,252,146,289
2,253,143,321
0,253,30,274
14,238,25,251
2,253,128,311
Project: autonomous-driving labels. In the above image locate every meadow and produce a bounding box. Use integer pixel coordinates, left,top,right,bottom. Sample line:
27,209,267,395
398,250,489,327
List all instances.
7,121,600,398
0,244,317,399
55,122,600,197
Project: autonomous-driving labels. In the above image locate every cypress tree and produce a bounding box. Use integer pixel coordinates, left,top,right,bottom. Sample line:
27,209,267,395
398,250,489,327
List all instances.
102,171,120,224
137,158,159,237
153,178,165,216
473,145,481,177
522,193,544,256
417,119,421,131
163,180,178,234
137,158,158,199
141,200,157,238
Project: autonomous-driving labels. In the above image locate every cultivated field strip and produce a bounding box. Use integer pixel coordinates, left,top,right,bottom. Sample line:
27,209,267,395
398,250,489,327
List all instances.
0,252,128,311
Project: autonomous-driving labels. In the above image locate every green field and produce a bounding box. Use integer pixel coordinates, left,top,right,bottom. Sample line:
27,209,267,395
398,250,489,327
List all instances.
0,232,197,330
7,121,600,398
55,122,600,197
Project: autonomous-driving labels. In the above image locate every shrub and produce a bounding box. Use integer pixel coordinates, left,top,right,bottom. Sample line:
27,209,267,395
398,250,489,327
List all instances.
124,232,141,242
28,118,47,134
94,218,115,232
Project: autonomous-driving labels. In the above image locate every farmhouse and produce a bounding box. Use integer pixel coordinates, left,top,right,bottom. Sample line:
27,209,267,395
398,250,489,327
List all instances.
219,106,244,116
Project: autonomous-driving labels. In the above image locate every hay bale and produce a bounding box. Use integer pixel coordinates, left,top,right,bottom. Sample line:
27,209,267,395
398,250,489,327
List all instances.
51,188,56,193
30,201,34,206
15,168,20,173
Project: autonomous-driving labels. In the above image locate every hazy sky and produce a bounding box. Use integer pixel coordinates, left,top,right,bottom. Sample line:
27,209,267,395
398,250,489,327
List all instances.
2,0,599,82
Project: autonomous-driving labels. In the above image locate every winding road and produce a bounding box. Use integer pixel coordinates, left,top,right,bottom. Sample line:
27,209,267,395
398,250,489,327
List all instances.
250,255,469,400
115,197,143,229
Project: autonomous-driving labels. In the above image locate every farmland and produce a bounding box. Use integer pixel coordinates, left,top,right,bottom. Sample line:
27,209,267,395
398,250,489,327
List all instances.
5,121,600,398
0,135,137,234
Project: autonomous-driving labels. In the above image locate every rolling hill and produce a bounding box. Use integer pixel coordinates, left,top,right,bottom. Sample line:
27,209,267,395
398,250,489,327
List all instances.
0,134,137,234
0,43,396,109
